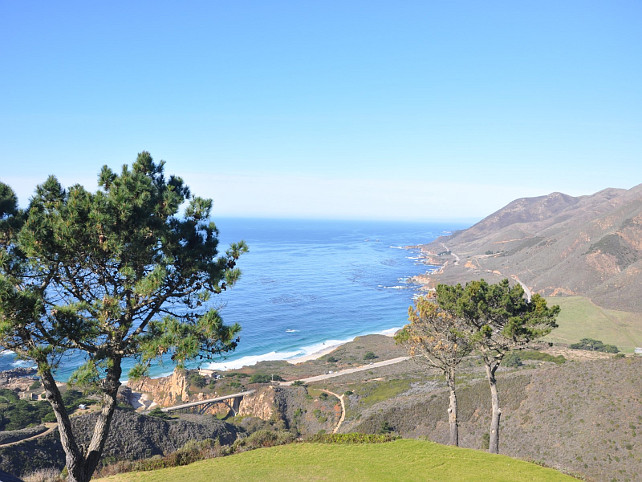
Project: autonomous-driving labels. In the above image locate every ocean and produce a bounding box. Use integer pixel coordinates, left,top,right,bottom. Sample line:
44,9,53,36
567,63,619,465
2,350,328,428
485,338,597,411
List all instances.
0,218,469,380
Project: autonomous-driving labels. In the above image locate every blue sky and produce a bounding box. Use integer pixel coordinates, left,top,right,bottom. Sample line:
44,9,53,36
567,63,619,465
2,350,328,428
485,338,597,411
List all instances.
1,1,640,221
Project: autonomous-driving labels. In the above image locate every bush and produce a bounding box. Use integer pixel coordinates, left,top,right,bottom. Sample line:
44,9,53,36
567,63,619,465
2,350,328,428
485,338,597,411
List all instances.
363,352,377,361
291,380,306,387
570,338,619,353
249,373,284,383
147,407,171,419
380,421,393,434
519,350,566,365
187,371,207,389
306,433,399,444
233,429,296,451
503,352,523,368
249,374,271,383
0,389,56,430
325,356,338,363
23,468,64,482
481,432,490,450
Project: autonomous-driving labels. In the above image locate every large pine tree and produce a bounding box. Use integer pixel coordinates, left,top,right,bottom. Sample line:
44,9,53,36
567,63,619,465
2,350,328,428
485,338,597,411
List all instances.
0,152,247,481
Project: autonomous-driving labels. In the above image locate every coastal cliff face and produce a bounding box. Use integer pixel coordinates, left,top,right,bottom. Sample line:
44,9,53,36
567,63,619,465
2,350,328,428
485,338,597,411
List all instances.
127,369,192,407
238,387,277,419
126,370,340,434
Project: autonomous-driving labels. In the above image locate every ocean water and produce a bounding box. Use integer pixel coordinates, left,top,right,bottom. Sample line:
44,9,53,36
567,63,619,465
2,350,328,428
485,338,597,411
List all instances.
0,218,468,380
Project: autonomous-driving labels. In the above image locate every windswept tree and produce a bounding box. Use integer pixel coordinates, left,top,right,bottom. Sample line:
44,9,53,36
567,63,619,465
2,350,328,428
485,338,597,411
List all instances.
396,293,473,446
0,153,248,482
436,279,559,454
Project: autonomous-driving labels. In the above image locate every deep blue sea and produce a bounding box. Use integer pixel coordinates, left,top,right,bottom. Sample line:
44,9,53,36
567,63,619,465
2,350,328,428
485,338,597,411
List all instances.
0,218,469,380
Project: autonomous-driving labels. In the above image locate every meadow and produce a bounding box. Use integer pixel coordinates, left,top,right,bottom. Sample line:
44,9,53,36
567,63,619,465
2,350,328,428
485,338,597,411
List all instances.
544,296,642,352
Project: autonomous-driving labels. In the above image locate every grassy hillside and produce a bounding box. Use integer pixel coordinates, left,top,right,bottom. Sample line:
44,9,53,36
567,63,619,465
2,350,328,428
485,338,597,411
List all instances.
544,296,642,352
98,439,574,481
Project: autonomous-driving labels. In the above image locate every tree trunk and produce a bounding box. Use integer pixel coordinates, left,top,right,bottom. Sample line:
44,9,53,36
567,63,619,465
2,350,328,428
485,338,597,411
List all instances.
39,366,86,481
447,368,458,446
485,362,501,454
40,357,122,482
84,356,122,478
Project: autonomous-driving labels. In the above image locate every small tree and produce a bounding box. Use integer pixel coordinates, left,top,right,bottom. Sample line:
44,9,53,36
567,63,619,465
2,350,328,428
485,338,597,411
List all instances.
396,294,473,446
0,153,248,481
436,279,559,454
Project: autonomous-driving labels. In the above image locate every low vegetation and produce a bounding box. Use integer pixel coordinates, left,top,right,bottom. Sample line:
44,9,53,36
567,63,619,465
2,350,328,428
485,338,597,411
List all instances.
504,350,566,367
570,338,619,353
0,389,93,431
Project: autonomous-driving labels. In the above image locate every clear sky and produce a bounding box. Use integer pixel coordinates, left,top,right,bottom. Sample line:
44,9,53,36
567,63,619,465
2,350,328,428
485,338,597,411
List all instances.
1,1,640,221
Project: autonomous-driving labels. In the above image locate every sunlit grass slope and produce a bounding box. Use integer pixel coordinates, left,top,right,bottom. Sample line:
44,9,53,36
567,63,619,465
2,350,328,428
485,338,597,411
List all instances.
100,439,574,481
545,296,642,352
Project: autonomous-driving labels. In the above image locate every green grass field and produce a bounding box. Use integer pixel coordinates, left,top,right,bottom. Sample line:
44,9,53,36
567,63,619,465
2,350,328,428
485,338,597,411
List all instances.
544,296,642,352
98,439,575,481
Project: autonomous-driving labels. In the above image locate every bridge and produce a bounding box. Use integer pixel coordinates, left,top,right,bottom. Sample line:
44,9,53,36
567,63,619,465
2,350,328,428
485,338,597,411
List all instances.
159,390,255,416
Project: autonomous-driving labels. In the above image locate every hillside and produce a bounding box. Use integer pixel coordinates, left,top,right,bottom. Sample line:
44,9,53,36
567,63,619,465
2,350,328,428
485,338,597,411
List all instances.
415,184,642,315
3,336,638,481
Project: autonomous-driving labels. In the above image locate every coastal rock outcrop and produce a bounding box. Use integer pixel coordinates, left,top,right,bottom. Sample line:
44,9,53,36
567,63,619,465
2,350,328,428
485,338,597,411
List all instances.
127,368,191,408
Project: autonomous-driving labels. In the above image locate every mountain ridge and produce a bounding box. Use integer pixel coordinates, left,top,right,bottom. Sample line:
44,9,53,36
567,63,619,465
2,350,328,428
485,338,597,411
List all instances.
417,183,642,313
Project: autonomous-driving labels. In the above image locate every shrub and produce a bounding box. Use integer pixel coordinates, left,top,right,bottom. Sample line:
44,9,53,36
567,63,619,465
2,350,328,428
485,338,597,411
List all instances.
319,392,329,400
519,350,566,364
363,351,377,361
187,371,207,389
23,468,63,482
570,338,619,353
306,433,399,444
233,429,296,451
503,352,523,368
148,407,171,419
249,373,284,383
380,421,393,434
0,388,56,430
326,356,338,363
291,380,306,387
29,380,42,390
481,432,490,450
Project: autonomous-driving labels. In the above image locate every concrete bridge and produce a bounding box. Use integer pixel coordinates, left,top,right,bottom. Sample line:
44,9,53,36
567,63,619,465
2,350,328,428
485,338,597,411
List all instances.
159,390,255,416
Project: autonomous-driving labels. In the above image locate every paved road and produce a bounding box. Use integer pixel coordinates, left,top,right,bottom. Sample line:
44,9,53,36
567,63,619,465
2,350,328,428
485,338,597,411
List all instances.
442,243,460,265
281,356,410,386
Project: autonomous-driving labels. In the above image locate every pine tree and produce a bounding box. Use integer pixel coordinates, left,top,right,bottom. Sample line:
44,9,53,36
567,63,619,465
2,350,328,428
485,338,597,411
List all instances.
0,152,248,481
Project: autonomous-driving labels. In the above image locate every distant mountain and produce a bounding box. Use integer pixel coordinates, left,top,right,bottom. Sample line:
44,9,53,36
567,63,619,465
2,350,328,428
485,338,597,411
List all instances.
417,184,642,313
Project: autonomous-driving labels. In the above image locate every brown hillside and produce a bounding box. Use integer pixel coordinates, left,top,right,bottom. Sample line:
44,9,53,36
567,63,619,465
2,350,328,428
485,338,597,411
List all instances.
418,184,642,313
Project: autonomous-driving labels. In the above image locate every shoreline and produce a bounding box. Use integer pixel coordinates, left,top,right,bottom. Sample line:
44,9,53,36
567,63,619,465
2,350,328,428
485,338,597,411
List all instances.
285,327,399,365
188,327,403,376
